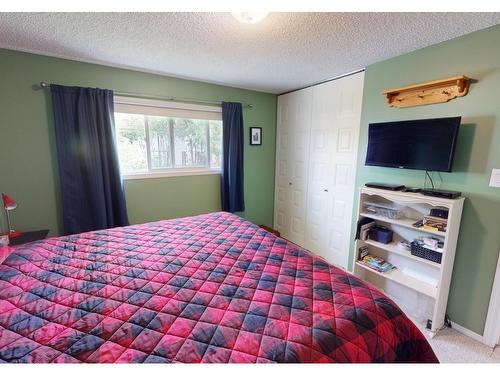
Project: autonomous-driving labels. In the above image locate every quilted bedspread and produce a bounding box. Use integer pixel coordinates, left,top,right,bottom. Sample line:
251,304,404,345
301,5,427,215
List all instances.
0,212,437,363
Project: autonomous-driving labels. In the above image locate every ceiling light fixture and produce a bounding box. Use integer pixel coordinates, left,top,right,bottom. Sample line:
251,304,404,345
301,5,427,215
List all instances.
232,12,268,24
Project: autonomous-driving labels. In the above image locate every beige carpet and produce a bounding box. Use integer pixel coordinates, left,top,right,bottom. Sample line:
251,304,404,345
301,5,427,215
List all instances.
414,321,500,363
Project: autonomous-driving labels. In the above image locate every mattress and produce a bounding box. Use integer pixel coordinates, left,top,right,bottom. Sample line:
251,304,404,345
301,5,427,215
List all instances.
0,212,438,363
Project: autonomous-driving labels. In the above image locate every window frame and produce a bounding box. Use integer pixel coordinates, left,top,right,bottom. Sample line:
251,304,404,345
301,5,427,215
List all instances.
114,96,223,180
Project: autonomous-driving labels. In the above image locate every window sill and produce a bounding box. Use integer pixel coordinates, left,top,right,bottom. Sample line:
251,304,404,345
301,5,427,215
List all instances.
122,168,221,180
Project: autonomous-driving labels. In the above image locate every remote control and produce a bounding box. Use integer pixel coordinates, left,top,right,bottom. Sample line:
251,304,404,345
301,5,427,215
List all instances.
412,220,424,228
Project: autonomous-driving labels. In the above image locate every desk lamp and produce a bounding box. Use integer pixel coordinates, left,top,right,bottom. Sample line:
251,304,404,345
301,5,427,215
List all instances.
1,193,21,238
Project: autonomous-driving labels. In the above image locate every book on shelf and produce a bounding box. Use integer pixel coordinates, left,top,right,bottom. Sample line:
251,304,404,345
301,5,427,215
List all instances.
355,217,375,240
423,215,447,232
423,224,440,232
360,222,375,240
359,253,396,273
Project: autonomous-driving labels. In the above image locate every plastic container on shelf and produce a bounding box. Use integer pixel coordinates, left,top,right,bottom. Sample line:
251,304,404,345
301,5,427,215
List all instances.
410,241,443,264
362,201,405,220
368,226,394,244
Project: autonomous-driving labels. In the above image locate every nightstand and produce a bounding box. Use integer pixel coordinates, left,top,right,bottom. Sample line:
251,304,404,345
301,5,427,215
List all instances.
9,230,50,246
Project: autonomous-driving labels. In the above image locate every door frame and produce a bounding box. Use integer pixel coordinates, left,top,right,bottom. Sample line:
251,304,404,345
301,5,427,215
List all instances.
483,249,500,347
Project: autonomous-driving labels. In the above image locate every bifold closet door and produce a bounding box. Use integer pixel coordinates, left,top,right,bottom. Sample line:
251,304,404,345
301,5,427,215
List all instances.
325,73,364,268
275,94,292,239
304,82,334,255
305,72,364,269
274,88,312,246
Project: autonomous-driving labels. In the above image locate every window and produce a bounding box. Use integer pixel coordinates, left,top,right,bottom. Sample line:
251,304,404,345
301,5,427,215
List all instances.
114,97,223,178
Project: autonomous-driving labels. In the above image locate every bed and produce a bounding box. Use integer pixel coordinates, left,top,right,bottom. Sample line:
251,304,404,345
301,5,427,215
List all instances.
0,212,438,363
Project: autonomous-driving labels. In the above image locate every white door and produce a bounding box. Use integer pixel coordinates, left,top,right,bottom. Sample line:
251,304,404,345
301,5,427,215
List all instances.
274,74,363,268
274,88,312,245
324,73,364,268
287,88,312,246
483,252,500,347
275,95,292,238
304,83,334,254
302,73,364,268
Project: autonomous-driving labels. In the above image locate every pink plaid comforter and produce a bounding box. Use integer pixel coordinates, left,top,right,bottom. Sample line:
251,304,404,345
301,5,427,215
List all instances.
0,212,437,363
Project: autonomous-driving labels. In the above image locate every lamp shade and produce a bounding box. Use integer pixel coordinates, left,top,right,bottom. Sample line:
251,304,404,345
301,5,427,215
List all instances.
2,193,17,210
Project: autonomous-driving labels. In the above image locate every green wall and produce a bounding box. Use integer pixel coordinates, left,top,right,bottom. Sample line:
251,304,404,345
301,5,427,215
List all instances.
0,49,277,235
350,25,500,335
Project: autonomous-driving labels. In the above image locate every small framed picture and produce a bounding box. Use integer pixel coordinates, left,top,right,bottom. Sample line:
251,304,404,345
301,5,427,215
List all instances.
250,127,262,146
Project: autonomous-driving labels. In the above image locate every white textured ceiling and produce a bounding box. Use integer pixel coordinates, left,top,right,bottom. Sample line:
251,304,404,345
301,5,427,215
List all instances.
0,12,499,93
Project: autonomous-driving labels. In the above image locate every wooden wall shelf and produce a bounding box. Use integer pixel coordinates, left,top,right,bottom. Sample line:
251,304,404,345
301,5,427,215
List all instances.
382,75,470,108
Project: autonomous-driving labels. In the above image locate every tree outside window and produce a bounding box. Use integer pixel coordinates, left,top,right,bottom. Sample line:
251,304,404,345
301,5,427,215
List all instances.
115,112,222,175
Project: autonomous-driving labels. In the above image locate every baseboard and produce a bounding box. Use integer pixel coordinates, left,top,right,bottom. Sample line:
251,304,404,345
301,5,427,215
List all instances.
450,320,485,344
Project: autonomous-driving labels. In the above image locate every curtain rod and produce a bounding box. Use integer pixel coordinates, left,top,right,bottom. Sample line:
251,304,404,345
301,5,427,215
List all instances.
39,82,253,109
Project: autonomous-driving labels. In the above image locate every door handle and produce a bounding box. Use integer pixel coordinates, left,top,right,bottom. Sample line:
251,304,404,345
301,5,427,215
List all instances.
323,189,329,192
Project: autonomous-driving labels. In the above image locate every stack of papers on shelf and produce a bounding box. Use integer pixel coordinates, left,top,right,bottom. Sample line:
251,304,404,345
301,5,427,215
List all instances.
423,237,439,249
413,236,444,253
360,254,396,273
423,215,447,232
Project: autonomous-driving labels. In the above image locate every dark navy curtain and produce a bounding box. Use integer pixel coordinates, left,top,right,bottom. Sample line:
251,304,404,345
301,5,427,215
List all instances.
221,102,245,212
50,85,129,234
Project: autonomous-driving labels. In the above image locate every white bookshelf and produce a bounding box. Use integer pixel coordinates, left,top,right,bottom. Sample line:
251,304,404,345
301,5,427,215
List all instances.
353,187,464,337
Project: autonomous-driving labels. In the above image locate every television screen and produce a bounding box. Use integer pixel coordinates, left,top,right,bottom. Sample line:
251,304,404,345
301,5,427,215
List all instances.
365,117,461,172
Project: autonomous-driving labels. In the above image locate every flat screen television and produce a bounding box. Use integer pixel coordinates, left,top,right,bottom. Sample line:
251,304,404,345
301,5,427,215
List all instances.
365,117,461,172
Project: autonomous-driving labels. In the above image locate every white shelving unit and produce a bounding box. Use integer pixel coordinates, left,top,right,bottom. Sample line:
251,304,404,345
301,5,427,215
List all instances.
353,187,464,337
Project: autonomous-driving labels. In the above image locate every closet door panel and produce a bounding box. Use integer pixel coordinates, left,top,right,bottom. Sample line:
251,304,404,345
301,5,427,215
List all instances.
274,95,292,238
304,83,334,255
287,88,312,246
302,73,364,268
325,73,364,269
274,88,312,245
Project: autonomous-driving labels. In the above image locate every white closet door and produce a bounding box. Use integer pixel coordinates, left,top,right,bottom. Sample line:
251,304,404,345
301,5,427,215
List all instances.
274,88,312,245
324,72,364,269
302,73,364,268
288,88,312,246
275,95,292,238
274,74,362,267
304,82,335,254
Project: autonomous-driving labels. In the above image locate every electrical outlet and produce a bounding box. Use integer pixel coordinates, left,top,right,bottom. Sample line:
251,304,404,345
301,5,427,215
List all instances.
489,169,500,188
426,319,432,330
